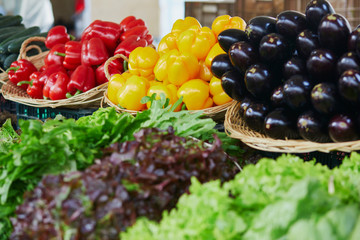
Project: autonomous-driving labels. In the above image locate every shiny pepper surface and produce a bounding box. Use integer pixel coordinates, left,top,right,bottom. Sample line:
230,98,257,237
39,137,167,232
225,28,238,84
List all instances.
177,25,216,60
205,42,226,68
198,60,213,82
211,15,246,37
117,75,149,111
209,76,232,105
177,79,213,110
128,46,159,78
154,49,199,86
171,17,201,35
146,84,181,111
107,72,131,105
157,32,178,56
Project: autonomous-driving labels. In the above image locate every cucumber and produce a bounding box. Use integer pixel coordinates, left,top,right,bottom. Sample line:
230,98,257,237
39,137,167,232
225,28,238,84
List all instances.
7,32,48,54
0,26,41,53
0,26,26,43
3,53,18,70
0,53,8,69
0,15,23,28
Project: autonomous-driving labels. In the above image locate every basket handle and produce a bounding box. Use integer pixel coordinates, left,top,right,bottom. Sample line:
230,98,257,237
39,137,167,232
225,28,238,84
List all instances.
18,36,46,60
104,54,129,81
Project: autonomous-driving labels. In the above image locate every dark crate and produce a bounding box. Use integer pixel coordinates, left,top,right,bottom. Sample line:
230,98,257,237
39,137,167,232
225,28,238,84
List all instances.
260,150,347,169
16,103,97,123
0,94,16,114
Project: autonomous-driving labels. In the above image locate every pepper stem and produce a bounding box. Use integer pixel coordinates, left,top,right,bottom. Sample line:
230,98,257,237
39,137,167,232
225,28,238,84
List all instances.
69,34,76,41
123,60,128,72
54,51,66,57
17,80,33,87
66,90,82,98
6,66,20,73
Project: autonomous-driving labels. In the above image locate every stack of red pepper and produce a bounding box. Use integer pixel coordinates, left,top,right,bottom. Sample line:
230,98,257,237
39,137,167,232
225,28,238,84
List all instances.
7,16,153,100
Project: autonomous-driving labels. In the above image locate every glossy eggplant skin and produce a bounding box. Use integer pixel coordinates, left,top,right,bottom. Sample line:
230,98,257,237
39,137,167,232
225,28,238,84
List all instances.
264,108,299,139
306,49,338,83
245,16,277,47
338,69,360,103
259,33,291,65
283,75,313,110
221,69,246,101
229,41,258,73
218,28,248,53
238,97,253,118
337,52,360,75
328,114,359,142
244,101,270,132
276,10,307,40
283,57,306,80
297,110,331,142
305,0,335,32
311,82,339,115
244,63,273,99
348,25,360,52
295,29,320,60
318,14,351,56
210,54,235,79
270,85,286,108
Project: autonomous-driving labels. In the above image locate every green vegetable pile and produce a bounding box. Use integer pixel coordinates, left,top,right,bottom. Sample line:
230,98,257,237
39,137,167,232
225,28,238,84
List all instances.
122,153,360,240
0,96,242,239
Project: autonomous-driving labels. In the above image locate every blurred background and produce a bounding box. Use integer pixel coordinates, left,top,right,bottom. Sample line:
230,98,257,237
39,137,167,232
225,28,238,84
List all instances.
0,0,358,45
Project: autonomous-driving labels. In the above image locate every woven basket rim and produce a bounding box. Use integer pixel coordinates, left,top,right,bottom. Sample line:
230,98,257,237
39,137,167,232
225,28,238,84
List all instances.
101,89,233,119
1,36,107,109
224,101,360,153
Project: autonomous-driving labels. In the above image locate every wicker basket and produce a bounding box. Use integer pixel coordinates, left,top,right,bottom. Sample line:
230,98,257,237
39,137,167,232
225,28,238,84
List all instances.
101,54,233,121
0,37,107,109
224,101,360,153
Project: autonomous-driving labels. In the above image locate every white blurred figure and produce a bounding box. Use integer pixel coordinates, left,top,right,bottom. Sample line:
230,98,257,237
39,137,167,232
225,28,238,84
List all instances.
0,0,54,32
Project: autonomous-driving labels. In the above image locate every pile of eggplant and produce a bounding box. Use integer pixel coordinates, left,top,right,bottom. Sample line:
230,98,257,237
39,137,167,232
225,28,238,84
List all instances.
212,0,360,143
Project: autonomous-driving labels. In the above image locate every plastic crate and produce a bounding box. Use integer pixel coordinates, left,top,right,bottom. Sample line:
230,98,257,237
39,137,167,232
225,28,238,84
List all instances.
0,94,17,114
16,103,97,123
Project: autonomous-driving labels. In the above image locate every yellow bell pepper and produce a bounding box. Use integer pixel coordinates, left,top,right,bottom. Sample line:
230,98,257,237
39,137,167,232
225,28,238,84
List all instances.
107,72,131,105
205,42,226,68
171,16,201,35
128,46,159,78
211,15,247,38
177,25,216,60
177,79,213,110
198,60,213,82
154,49,199,86
146,83,182,111
209,76,232,105
116,75,150,111
157,32,178,56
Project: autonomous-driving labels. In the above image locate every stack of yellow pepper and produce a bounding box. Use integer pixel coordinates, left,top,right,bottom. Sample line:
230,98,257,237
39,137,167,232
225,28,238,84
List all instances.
107,15,246,111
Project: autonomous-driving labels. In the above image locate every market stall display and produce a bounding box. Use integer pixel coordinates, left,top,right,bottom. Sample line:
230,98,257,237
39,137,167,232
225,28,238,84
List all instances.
102,15,245,121
221,0,360,153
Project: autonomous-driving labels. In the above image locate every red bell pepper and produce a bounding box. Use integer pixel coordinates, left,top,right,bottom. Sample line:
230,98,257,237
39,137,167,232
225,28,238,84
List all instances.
114,35,148,57
43,71,70,100
17,71,43,99
38,65,67,88
44,43,65,66
81,20,121,53
81,38,109,66
119,16,145,33
62,41,82,70
95,59,123,85
120,25,149,42
45,25,74,49
6,59,37,90
67,65,95,97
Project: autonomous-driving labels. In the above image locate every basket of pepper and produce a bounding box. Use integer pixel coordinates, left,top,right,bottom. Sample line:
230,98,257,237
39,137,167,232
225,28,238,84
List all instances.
1,17,151,109
102,15,244,121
